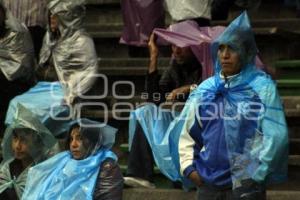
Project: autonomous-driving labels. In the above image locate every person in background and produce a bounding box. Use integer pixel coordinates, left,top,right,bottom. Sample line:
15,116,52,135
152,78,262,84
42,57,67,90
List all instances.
124,26,203,188
0,3,35,135
3,0,47,59
38,0,98,105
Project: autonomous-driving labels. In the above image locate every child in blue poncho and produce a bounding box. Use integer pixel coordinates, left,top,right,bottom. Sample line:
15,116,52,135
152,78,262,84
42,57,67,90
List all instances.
22,119,123,200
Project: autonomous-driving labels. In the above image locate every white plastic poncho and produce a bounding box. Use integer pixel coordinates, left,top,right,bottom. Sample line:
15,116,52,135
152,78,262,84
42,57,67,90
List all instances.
39,0,98,104
0,2,35,81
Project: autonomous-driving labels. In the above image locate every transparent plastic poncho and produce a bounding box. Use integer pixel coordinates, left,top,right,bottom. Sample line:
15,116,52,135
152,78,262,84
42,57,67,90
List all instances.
179,11,288,188
5,81,71,136
128,21,225,185
210,11,288,188
0,104,57,198
0,2,35,81
22,118,118,200
129,12,288,189
39,0,98,104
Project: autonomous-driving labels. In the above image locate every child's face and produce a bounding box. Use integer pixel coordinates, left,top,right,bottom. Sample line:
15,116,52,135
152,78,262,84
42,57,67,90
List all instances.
11,129,34,161
69,127,89,160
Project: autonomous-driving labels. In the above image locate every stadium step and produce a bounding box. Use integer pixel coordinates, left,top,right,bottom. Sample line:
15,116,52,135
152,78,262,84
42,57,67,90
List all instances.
97,57,169,76
86,0,119,5
122,189,300,200
277,80,300,96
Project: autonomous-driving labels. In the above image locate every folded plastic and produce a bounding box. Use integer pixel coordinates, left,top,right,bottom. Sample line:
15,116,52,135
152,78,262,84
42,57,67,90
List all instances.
5,82,71,136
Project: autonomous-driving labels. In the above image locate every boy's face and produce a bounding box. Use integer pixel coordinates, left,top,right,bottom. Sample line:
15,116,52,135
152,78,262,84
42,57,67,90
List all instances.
11,129,34,161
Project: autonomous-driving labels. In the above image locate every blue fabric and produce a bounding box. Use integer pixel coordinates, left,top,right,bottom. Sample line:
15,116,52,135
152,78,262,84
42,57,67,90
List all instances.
21,150,117,200
5,82,71,136
129,12,288,189
129,104,193,188
129,104,180,181
183,11,288,188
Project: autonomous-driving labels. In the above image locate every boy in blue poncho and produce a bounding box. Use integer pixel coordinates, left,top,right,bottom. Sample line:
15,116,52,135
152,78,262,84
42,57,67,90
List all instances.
178,12,288,199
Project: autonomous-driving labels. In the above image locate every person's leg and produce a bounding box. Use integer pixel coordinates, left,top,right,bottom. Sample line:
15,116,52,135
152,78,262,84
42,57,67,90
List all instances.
125,122,156,188
197,185,233,200
233,179,266,200
28,26,46,60
126,122,154,181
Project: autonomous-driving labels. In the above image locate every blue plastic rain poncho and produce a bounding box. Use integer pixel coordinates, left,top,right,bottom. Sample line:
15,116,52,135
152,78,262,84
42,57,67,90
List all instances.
5,81,71,136
128,21,225,184
178,12,288,189
130,12,288,189
0,104,57,199
22,119,118,200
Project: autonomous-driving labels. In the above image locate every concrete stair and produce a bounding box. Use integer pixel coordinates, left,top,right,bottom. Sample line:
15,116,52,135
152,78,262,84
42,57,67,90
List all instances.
122,189,300,200
83,0,300,61
86,0,119,5
98,58,169,76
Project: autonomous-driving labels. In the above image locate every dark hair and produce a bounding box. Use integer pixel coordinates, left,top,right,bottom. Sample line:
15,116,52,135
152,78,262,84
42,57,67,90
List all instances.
65,123,100,151
12,127,43,156
12,128,39,141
